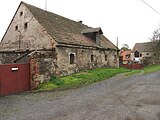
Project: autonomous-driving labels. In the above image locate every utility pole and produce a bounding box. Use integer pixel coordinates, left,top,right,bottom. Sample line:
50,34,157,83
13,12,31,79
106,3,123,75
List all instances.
45,0,47,10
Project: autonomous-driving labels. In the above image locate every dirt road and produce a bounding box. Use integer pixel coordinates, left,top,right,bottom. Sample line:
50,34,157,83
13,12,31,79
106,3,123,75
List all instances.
1,71,160,120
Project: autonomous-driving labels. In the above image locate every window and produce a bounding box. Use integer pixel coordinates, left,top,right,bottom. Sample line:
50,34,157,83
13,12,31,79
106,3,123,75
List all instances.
147,53,149,55
114,55,117,59
24,22,28,30
15,25,18,31
20,11,23,16
140,53,142,57
125,54,130,59
70,53,75,64
105,55,107,61
114,54,117,63
91,54,94,62
134,50,139,57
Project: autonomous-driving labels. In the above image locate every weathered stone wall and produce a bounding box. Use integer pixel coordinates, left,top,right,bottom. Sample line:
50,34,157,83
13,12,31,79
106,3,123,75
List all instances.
141,52,152,58
0,4,56,51
0,48,118,89
55,46,118,76
0,51,29,64
20,47,118,88
28,50,57,89
131,52,153,61
27,47,118,86
142,57,160,66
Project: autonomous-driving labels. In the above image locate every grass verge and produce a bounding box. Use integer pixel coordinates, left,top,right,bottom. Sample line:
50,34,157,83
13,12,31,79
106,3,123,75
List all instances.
143,65,160,74
36,65,160,92
36,67,130,91
125,65,160,76
125,69,141,76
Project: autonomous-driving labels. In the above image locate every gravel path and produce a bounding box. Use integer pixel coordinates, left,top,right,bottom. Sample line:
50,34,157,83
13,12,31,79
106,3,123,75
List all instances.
1,71,160,120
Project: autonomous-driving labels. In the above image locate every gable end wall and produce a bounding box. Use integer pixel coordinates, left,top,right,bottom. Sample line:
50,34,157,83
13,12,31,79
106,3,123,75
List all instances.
0,3,56,51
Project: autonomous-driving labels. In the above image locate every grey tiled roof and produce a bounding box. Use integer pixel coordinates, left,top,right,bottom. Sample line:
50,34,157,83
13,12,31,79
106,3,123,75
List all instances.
132,42,155,52
23,2,117,50
81,27,103,34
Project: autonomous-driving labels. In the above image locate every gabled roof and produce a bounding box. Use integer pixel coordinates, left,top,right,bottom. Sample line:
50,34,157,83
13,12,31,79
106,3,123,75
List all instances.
132,42,155,52
81,27,103,34
23,2,117,50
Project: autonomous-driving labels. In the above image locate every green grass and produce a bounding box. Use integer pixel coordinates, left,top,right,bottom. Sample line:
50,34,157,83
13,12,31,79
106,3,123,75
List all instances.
143,65,160,74
125,65,160,76
36,65,160,92
36,67,130,91
125,69,141,76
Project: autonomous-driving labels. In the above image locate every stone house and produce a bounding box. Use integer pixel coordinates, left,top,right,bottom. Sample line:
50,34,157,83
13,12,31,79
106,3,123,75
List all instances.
131,42,154,62
0,2,118,89
132,42,160,66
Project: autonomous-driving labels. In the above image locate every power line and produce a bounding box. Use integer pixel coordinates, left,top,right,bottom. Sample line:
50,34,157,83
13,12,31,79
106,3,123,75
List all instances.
140,0,160,16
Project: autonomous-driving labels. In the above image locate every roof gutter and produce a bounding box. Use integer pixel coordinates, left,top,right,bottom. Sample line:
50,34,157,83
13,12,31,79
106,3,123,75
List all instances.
56,42,117,51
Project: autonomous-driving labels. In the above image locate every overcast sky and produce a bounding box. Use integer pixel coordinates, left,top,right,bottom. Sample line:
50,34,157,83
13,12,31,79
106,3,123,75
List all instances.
0,0,160,48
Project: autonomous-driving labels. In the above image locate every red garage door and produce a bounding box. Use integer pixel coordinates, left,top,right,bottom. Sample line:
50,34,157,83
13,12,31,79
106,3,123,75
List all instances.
0,63,30,96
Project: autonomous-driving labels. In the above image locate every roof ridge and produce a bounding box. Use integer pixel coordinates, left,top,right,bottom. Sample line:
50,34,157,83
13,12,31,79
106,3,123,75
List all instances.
135,41,153,44
22,1,89,28
21,1,117,50
132,41,155,52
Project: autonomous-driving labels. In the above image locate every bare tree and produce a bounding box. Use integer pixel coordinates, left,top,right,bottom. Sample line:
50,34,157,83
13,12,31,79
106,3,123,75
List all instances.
151,27,160,57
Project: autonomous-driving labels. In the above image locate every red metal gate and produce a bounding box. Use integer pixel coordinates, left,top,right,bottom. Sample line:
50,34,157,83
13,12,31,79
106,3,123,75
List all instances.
122,63,143,69
0,63,30,96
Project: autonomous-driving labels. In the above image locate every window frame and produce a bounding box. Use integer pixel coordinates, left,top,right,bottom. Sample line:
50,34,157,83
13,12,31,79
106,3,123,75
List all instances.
91,54,94,62
69,53,75,64
139,53,142,57
125,54,130,59
105,55,108,61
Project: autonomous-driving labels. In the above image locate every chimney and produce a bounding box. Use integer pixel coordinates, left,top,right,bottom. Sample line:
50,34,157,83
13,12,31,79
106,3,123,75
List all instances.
78,20,82,24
